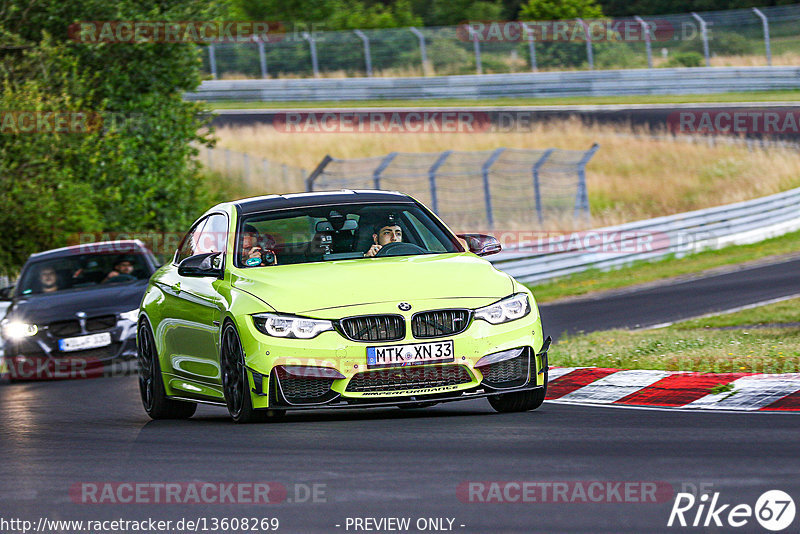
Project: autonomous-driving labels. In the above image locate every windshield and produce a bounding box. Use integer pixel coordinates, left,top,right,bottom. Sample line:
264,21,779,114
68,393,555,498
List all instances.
17,252,152,296
236,202,461,267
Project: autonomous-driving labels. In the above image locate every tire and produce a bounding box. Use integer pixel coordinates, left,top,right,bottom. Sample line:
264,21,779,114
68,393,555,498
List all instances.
221,322,283,424
488,370,548,413
137,320,197,420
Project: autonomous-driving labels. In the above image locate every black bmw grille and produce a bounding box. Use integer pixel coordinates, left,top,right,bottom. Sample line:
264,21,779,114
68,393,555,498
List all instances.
86,315,117,331
275,368,335,404
48,320,82,337
345,365,473,393
480,351,530,388
411,309,470,338
339,315,405,342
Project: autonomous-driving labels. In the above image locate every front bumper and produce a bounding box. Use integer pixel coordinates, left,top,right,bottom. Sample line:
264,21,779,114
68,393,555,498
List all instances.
237,308,548,410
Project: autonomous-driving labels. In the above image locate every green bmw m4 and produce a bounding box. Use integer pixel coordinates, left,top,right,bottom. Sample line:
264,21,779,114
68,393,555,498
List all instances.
137,190,551,423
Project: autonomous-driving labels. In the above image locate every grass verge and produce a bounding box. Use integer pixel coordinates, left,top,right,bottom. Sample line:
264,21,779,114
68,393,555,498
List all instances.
206,90,800,110
527,229,800,303
552,298,800,373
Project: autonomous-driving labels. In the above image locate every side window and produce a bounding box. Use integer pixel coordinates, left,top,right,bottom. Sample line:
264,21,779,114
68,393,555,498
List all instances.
196,214,228,255
175,218,208,264
405,211,446,252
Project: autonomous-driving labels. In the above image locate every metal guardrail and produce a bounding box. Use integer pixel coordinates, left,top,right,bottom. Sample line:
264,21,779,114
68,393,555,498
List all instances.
187,66,800,102
489,186,800,284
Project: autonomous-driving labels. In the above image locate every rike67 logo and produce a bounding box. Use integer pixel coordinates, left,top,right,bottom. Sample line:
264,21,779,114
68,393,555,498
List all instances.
668,490,796,531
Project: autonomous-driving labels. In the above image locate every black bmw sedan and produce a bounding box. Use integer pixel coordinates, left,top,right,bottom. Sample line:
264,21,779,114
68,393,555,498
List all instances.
0,240,159,381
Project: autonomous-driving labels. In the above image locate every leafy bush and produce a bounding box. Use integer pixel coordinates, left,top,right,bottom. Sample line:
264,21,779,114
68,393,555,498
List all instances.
665,51,704,67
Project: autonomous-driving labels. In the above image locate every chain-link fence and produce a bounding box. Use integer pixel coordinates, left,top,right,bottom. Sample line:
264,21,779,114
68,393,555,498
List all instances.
200,4,800,80
306,145,598,230
197,145,308,193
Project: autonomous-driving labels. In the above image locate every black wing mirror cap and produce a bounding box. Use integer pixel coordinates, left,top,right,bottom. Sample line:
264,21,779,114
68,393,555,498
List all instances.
178,252,223,278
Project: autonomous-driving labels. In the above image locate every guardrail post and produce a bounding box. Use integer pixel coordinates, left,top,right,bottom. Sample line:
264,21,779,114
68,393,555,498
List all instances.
532,149,554,224
482,148,505,228
354,30,373,77
752,7,772,66
574,144,599,224
427,150,451,213
208,44,217,79
256,37,268,78
303,31,320,78
409,27,429,76
521,22,538,72
466,25,483,74
691,13,710,67
634,16,653,68
373,152,398,189
576,18,594,70
306,155,333,191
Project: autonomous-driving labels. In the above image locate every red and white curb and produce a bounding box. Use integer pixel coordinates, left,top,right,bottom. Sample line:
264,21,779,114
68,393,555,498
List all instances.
546,367,800,411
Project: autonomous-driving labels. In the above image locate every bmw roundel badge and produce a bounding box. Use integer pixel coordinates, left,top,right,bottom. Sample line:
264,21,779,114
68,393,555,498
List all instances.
398,302,412,311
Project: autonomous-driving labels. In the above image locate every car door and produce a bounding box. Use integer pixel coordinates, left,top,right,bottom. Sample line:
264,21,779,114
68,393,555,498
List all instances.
159,214,226,385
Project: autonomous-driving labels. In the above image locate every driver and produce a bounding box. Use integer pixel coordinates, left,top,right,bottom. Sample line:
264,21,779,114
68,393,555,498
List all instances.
364,216,403,257
102,257,135,283
241,224,278,267
38,265,60,293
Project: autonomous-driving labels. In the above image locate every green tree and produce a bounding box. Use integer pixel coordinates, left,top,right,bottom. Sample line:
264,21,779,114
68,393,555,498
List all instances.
519,0,603,20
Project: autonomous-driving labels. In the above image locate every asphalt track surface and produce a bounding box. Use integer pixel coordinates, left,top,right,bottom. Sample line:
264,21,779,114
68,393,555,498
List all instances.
1,257,799,533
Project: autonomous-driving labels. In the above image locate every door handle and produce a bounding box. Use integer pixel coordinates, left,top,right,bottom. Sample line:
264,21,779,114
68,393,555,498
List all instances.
171,282,181,293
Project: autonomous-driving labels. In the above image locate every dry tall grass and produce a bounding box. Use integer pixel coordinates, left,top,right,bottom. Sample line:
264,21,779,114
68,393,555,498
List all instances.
213,118,800,228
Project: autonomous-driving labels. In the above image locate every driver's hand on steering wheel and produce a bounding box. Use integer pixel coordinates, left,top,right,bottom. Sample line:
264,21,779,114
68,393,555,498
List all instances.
364,244,382,257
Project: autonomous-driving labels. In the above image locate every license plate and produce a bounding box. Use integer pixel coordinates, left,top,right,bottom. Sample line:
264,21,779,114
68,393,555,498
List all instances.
58,332,112,352
367,340,454,369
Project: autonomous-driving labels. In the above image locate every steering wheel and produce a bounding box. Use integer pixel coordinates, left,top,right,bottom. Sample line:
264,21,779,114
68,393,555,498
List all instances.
374,241,428,257
103,273,137,284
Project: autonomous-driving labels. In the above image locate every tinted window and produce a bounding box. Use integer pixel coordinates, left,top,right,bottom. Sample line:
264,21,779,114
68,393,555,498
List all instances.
17,253,152,295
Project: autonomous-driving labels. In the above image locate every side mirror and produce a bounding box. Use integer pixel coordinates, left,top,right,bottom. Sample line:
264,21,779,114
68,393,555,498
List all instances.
178,252,223,278
0,285,14,301
457,234,502,257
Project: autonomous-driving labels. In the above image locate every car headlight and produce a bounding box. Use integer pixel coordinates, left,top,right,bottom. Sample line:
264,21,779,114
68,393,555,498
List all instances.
1,319,38,339
119,309,139,322
252,313,334,339
474,293,531,325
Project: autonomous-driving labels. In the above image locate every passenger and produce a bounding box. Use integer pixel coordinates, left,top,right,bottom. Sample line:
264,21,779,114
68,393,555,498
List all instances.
37,266,59,293
241,224,278,267
364,216,403,257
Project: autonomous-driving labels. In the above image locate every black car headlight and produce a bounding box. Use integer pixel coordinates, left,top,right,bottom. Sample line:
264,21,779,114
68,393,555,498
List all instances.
1,319,38,339
474,293,532,325
252,313,334,339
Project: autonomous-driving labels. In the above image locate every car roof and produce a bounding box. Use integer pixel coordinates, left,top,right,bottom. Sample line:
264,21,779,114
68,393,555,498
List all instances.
27,240,150,261
231,190,414,215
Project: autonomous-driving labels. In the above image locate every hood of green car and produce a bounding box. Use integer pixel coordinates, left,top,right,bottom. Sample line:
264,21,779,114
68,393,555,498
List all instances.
231,253,514,315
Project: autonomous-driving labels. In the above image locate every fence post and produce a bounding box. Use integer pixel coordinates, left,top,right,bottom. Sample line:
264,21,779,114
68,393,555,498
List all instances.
306,155,333,191
521,23,537,72
575,144,599,224
634,16,653,68
224,148,231,175
354,30,373,77
482,148,505,228
372,152,397,189
303,31,320,78
409,27,429,76
208,44,217,79
466,25,483,74
262,158,270,181
242,152,250,182
207,146,213,170
428,151,452,213
576,18,594,70
532,149,554,225
752,7,772,66
691,13,710,67
257,38,268,78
